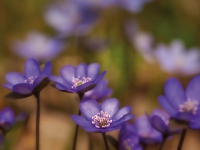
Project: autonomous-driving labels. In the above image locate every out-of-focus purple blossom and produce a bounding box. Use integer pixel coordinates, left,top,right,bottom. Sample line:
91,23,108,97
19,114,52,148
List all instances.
134,116,162,144
84,79,112,101
50,63,106,94
12,32,64,63
44,0,100,36
147,109,181,135
154,40,200,75
158,76,200,129
118,123,142,150
3,58,51,98
117,0,153,13
71,98,134,132
0,107,15,131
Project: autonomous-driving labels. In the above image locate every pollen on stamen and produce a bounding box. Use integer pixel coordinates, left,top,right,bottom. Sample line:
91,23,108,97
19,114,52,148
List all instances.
24,76,37,85
71,76,91,89
179,99,199,115
92,110,112,128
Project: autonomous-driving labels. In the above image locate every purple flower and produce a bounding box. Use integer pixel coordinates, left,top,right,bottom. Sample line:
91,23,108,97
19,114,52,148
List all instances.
71,98,134,132
11,31,64,62
154,40,200,75
0,107,15,131
118,123,142,150
50,63,106,93
147,109,181,135
158,76,200,129
84,79,112,101
3,58,51,99
134,116,162,144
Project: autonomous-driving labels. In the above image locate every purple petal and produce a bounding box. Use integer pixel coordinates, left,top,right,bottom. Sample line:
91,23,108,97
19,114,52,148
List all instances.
76,82,96,93
87,63,100,81
50,75,65,84
61,65,75,84
5,72,25,85
71,115,93,128
55,83,67,91
42,61,52,76
25,58,41,78
94,71,106,84
150,115,168,134
112,114,134,127
189,118,200,129
164,78,186,109
2,84,13,89
112,106,132,121
75,63,87,78
83,124,122,133
101,98,119,118
0,107,15,125
33,74,47,87
12,83,33,94
158,95,177,117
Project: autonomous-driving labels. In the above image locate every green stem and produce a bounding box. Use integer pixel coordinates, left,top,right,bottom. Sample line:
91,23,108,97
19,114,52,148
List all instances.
102,133,109,150
34,92,40,150
177,129,187,150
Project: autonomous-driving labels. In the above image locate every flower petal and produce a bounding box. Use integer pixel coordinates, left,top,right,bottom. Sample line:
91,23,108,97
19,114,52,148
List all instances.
150,115,168,134
25,58,41,78
79,98,101,121
12,83,33,94
82,124,122,133
112,106,132,121
76,82,96,93
112,114,134,127
158,95,177,117
71,115,93,128
61,65,75,84
42,61,52,76
189,118,200,129
94,71,106,84
75,63,87,78
2,84,13,89
87,63,100,81
5,72,25,85
0,107,14,129
101,98,119,118
164,78,186,109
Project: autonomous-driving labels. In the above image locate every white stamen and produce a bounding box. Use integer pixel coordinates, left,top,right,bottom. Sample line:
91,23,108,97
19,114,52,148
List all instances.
179,99,199,115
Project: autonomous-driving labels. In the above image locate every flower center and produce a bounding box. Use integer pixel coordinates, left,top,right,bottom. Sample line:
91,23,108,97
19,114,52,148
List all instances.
92,110,112,128
71,76,91,89
179,99,199,115
24,76,37,85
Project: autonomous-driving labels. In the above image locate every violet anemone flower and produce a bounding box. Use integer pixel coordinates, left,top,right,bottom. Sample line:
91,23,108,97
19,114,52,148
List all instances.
158,76,200,129
3,58,51,99
50,63,106,93
71,98,134,132
134,116,162,144
147,109,181,135
84,79,112,101
118,123,142,150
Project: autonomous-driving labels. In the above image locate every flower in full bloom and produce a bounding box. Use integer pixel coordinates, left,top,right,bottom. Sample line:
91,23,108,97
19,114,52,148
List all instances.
154,40,200,75
84,79,112,101
134,116,162,144
50,63,106,93
118,123,142,150
3,58,51,99
158,76,200,129
71,98,134,132
147,109,181,135
11,31,64,62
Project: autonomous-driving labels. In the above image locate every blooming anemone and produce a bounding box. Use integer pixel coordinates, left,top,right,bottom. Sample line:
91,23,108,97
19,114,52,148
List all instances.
158,76,200,129
50,63,106,93
71,98,133,132
134,116,162,144
147,109,181,135
0,107,15,131
118,123,142,150
3,58,51,99
84,79,112,101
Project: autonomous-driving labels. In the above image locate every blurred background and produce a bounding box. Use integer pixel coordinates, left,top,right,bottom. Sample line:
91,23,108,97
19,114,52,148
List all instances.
1,0,200,149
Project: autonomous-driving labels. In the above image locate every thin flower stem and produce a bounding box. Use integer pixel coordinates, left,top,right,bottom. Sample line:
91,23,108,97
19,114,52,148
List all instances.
34,92,40,150
72,110,81,150
102,133,109,150
159,135,167,150
177,129,187,150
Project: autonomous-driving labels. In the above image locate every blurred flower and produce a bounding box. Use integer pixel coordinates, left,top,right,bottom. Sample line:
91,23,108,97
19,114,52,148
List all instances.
154,40,200,75
45,0,100,36
147,109,181,135
84,79,112,101
158,76,200,129
51,63,106,94
134,116,162,144
71,98,134,132
118,123,142,150
0,107,15,131
12,31,64,63
3,58,51,99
